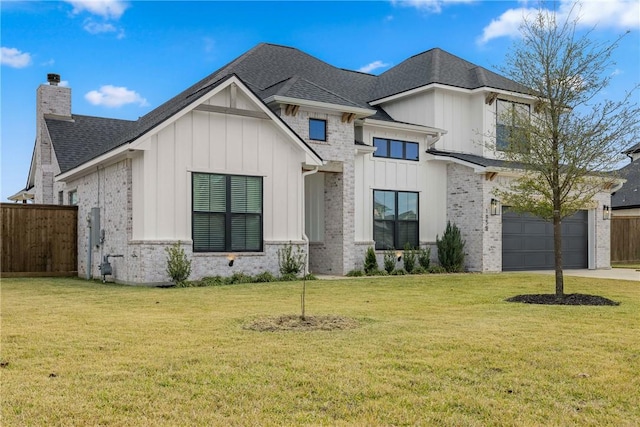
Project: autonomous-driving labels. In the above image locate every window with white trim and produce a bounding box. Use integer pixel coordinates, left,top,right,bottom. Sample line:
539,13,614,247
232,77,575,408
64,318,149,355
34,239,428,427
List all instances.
496,100,530,151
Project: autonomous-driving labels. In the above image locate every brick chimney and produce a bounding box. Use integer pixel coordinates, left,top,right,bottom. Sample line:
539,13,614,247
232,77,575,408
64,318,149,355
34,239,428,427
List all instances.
33,74,72,204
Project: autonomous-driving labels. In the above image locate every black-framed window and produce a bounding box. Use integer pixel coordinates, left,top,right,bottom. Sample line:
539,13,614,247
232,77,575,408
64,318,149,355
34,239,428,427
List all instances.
496,99,530,151
373,190,419,250
58,191,64,205
192,173,263,252
309,118,327,141
373,138,419,161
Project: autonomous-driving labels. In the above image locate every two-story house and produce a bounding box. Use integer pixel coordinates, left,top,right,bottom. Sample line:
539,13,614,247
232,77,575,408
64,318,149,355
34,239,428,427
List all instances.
17,43,614,284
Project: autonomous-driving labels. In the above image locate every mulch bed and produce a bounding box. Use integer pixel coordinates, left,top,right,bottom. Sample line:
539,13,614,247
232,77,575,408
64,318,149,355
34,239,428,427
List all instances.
244,314,359,332
505,293,620,306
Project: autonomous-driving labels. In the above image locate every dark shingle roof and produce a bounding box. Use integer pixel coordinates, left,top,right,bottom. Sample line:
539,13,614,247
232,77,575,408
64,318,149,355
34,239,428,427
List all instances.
427,149,515,168
623,142,640,156
46,115,136,173
47,43,527,174
612,159,640,209
371,48,529,102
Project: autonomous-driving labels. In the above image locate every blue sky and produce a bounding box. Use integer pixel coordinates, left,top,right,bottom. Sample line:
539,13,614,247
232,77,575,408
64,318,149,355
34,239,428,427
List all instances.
2,0,639,201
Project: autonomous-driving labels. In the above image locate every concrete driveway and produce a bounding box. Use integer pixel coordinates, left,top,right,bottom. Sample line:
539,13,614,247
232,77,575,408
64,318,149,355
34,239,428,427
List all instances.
523,268,640,281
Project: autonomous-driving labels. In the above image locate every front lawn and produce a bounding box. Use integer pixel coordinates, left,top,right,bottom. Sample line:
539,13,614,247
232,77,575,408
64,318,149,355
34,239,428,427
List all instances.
2,275,638,425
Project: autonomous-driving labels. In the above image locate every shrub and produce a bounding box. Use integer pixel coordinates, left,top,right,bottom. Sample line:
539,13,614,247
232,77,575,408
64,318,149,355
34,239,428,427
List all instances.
366,269,387,276
428,265,447,274
391,268,407,275
402,243,416,273
279,273,299,282
254,271,277,283
202,276,226,286
302,273,317,281
436,222,465,273
226,272,254,285
278,243,305,276
411,266,427,275
347,269,364,277
165,241,192,285
383,249,396,274
363,247,379,274
418,247,431,270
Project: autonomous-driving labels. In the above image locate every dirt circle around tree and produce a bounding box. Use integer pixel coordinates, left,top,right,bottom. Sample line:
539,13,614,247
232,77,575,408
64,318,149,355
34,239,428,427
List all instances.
505,293,620,306
243,314,360,332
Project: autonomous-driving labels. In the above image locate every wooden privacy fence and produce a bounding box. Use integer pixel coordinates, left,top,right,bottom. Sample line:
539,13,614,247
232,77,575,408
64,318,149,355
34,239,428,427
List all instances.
611,217,640,263
1,203,78,277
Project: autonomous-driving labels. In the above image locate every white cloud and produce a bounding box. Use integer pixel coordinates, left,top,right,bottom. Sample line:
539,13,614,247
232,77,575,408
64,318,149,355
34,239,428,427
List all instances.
1,47,32,68
83,20,116,34
85,85,148,108
358,60,391,74
65,0,128,19
391,0,475,14
479,0,640,44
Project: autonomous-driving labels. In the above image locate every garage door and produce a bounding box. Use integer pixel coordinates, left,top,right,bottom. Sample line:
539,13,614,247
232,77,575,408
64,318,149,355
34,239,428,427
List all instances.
502,209,588,271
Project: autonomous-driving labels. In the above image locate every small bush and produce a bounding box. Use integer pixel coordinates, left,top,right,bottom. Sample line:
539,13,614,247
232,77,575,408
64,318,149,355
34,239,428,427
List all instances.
429,265,447,274
302,273,317,281
366,269,387,276
436,221,465,273
411,266,427,275
383,250,396,274
347,269,364,277
418,247,431,270
278,243,306,276
226,272,254,285
363,247,379,274
391,268,407,275
403,243,416,273
254,271,277,283
201,276,225,286
279,273,299,282
165,241,192,285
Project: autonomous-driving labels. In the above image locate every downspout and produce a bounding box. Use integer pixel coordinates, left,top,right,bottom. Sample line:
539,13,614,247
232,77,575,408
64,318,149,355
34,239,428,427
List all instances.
301,166,320,275
86,213,92,280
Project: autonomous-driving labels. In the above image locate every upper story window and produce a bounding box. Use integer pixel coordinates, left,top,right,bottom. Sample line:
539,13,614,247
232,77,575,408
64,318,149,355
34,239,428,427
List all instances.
496,100,531,151
373,190,419,250
192,173,263,253
309,118,327,141
68,190,78,206
373,138,419,161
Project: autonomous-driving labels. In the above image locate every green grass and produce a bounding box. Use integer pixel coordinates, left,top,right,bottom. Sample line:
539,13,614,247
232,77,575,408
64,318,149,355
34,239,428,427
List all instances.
2,275,639,426
612,262,640,269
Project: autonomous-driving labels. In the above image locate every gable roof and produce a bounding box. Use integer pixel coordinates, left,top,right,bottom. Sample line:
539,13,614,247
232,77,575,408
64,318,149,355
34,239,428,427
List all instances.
623,142,640,156
612,159,640,209
371,48,529,103
45,43,526,176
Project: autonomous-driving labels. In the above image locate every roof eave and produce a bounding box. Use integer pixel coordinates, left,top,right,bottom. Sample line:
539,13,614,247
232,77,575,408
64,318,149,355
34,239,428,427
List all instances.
360,118,447,137
264,95,376,118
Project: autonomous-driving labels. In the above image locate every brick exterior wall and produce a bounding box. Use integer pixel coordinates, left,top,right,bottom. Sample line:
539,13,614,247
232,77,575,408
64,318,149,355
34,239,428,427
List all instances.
279,109,356,275
33,83,71,204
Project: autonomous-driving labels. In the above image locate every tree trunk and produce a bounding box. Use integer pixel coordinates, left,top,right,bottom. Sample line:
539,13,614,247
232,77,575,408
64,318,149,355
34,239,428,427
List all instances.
553,210,564,299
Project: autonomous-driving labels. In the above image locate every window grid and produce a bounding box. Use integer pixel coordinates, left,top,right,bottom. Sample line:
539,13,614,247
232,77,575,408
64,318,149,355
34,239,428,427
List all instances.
496,99,531,151
373,138,419,161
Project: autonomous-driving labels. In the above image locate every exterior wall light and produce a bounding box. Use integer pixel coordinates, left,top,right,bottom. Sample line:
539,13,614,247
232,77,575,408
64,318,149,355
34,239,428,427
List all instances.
396,251,402,262
603,205,611,220
227,254,235,267
490,198,501,216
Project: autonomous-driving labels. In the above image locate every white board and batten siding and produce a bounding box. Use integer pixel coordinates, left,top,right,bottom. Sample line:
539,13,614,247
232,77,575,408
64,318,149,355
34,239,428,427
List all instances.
131,85,306,243
381,89,486,156
354,126,448,244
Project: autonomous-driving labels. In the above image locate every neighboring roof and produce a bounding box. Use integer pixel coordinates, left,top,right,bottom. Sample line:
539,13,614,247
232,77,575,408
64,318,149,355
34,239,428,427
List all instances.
370,48,529,102
44,43,527,175
45,115,136,173
623,142,640,155
612,159,640,209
